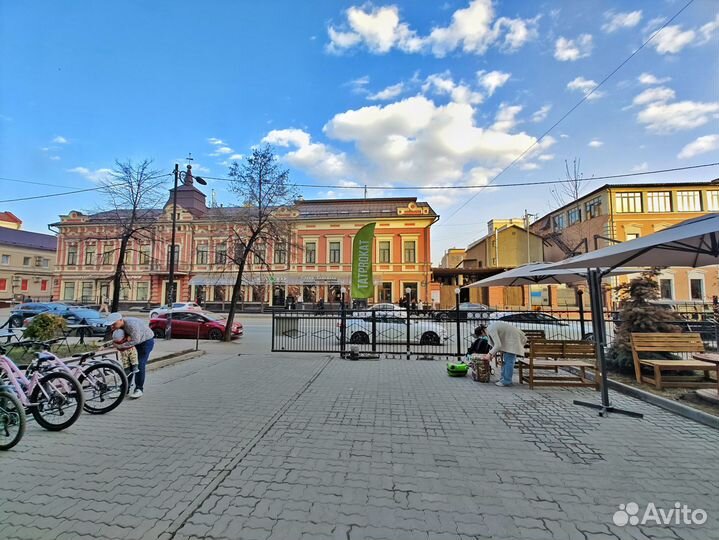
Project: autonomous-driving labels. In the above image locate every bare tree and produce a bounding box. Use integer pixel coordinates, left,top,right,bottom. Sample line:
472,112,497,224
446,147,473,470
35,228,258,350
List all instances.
98,159,167,312
223,145,298,340
543,158,593,257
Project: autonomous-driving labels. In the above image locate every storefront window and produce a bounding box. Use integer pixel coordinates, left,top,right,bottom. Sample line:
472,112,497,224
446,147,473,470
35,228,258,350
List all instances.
378,282,392,303
136,282,149,301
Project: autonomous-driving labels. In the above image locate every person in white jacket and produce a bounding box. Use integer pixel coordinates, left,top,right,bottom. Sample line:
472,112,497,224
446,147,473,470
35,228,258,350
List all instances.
477,321,527,386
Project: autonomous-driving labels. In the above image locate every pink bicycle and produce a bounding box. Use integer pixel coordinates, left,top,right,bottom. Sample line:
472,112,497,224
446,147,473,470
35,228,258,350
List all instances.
0,382,25,450
0,346,84,432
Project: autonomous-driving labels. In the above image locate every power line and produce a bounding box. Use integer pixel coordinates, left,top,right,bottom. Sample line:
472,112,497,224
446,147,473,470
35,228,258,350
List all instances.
439,0,696,225
202,162,718,191
0,176,89,190
0,172,173,204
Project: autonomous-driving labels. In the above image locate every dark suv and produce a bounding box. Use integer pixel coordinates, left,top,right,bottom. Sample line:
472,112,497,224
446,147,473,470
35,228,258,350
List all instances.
8,303,68,327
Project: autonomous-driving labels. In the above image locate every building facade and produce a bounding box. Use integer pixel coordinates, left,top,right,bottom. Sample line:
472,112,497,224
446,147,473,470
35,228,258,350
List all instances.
0,225,56,304
438,248,465,269
531,181,719,305
52,172,437,309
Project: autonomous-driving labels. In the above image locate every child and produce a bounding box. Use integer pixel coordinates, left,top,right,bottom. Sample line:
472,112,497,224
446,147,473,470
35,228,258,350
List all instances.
112,328,139,383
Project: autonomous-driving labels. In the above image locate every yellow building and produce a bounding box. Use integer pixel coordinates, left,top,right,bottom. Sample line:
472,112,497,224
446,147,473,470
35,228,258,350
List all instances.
532,181,719,306
0,225,56,303
439,248,465,269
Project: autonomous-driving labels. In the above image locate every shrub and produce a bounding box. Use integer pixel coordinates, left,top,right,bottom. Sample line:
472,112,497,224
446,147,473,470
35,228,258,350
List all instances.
23,313,67,342
606,272,681,373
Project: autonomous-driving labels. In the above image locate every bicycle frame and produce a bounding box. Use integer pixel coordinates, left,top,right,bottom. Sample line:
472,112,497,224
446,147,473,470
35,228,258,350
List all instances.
0,355,54,408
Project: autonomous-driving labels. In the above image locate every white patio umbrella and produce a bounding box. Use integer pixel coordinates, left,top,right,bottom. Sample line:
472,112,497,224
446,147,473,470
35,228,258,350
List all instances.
540,213,719,418
464,263,639,342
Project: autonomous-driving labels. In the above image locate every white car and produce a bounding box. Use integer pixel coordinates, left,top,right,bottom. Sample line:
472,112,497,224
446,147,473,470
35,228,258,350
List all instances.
149,302,202,319
354,303,407,318
477,311,591,341
340,314,448,345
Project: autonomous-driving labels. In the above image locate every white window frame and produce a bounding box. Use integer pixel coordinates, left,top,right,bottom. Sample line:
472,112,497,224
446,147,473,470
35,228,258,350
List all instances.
707,190,719,212
658,276,674,300
0,255,9,265
615,192,643,213
303,239,318,264
136,282,150,302
327,238,342,264
62,281,76,301
402,239,417,263
688,272,705,301
676,190,702,212
646,191,672,213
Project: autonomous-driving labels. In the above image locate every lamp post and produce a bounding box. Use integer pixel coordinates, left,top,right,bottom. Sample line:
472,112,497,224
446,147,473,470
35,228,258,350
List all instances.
454,287,461,357
405,287,412,360
166,163,206,340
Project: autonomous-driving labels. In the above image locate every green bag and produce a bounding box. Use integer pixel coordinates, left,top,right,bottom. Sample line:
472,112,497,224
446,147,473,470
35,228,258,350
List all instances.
446,362,469,377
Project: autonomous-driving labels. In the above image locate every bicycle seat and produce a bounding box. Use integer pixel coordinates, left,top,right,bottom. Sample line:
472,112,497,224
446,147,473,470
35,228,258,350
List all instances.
35,352,56,362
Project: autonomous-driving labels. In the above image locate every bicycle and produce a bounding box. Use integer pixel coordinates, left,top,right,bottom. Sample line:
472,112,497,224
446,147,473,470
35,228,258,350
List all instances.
31,339,128,415
0,382,25,450
0,346,84,431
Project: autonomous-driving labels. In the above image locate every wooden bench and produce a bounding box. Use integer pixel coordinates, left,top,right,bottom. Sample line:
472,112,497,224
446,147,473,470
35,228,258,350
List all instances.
630,333,718,390
518,339,598,389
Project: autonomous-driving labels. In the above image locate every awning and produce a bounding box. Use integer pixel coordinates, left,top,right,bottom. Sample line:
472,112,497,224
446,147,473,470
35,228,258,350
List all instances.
189,272,353,287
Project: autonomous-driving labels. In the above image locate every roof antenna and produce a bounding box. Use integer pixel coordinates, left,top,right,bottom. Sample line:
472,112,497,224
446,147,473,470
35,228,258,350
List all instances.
186,153,194,164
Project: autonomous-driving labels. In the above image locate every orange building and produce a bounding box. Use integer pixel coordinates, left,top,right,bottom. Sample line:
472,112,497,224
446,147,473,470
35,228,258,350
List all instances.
52,175,437,309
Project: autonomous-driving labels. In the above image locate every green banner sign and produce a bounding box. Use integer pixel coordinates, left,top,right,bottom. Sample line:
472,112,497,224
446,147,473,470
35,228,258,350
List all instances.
351,222,376,299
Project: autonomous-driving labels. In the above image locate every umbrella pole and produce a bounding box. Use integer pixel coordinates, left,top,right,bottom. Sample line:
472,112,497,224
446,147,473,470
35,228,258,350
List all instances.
574,269,643,418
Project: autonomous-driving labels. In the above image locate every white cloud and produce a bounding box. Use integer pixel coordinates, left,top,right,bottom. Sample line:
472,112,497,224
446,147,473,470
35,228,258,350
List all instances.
367,82,405,101
326,0,538,57
602,10,642,33
699,14,719,44
566,77,604,100
491,103,522,132
538,154,554,161
632,86,676,106
49,156,61,161
345,75,370,94
678,134,719,159
638,72,671,85
530,104,551,123
207,137,225,146
228,154,243,160
67,166,113,183
477,70,510,96
423,72,484,105
323,95,541,193
519,162,540,171
631,162,649,172
263,128,351,180
637,99,719,133
52,135,68,144
651,25,696,54
588,139,603,148
554,34,593,61
210,146,234,156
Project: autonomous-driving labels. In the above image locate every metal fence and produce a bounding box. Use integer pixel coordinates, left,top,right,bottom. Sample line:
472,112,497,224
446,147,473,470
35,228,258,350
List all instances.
271,307,718,357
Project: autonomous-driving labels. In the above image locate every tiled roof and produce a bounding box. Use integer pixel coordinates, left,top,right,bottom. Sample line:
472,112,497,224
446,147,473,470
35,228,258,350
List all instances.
0,228,57,251
0,211,21,224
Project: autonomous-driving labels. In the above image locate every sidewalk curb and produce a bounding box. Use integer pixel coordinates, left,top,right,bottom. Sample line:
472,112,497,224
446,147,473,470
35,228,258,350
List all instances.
148,349,205,370
565,366,719,430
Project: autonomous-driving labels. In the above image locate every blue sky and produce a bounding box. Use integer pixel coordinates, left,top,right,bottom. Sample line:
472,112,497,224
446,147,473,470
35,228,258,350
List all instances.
1,0,717,263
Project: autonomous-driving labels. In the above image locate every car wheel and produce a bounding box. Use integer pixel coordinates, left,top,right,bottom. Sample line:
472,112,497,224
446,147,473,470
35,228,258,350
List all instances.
349,331,369,344
152,328,165,338
208,328,223,341
420,331,440,345
150,311,158,319
434,312,448,321
8,316,23,328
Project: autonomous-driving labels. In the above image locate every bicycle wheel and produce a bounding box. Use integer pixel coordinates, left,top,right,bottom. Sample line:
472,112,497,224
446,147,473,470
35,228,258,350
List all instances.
79,362,128,414
30,371,84,431
0,389,25,450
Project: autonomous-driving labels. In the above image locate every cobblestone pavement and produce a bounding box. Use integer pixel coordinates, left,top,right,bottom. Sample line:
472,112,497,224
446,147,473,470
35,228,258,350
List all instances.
1,352,718,540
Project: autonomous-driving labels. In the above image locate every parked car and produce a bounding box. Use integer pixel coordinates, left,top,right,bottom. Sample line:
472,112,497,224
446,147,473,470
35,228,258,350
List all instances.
149,302,202,319
149,311,243,340
23,308,110,336
433,302,491,321
8,302,70,327
354,303,407,318
339,314,449,345
475,311,589,341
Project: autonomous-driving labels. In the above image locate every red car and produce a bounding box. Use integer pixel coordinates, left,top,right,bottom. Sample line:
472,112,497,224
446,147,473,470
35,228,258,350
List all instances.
149,311,243,340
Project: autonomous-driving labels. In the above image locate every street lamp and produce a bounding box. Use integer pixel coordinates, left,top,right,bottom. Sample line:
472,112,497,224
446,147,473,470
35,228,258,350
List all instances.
166,163,207,340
